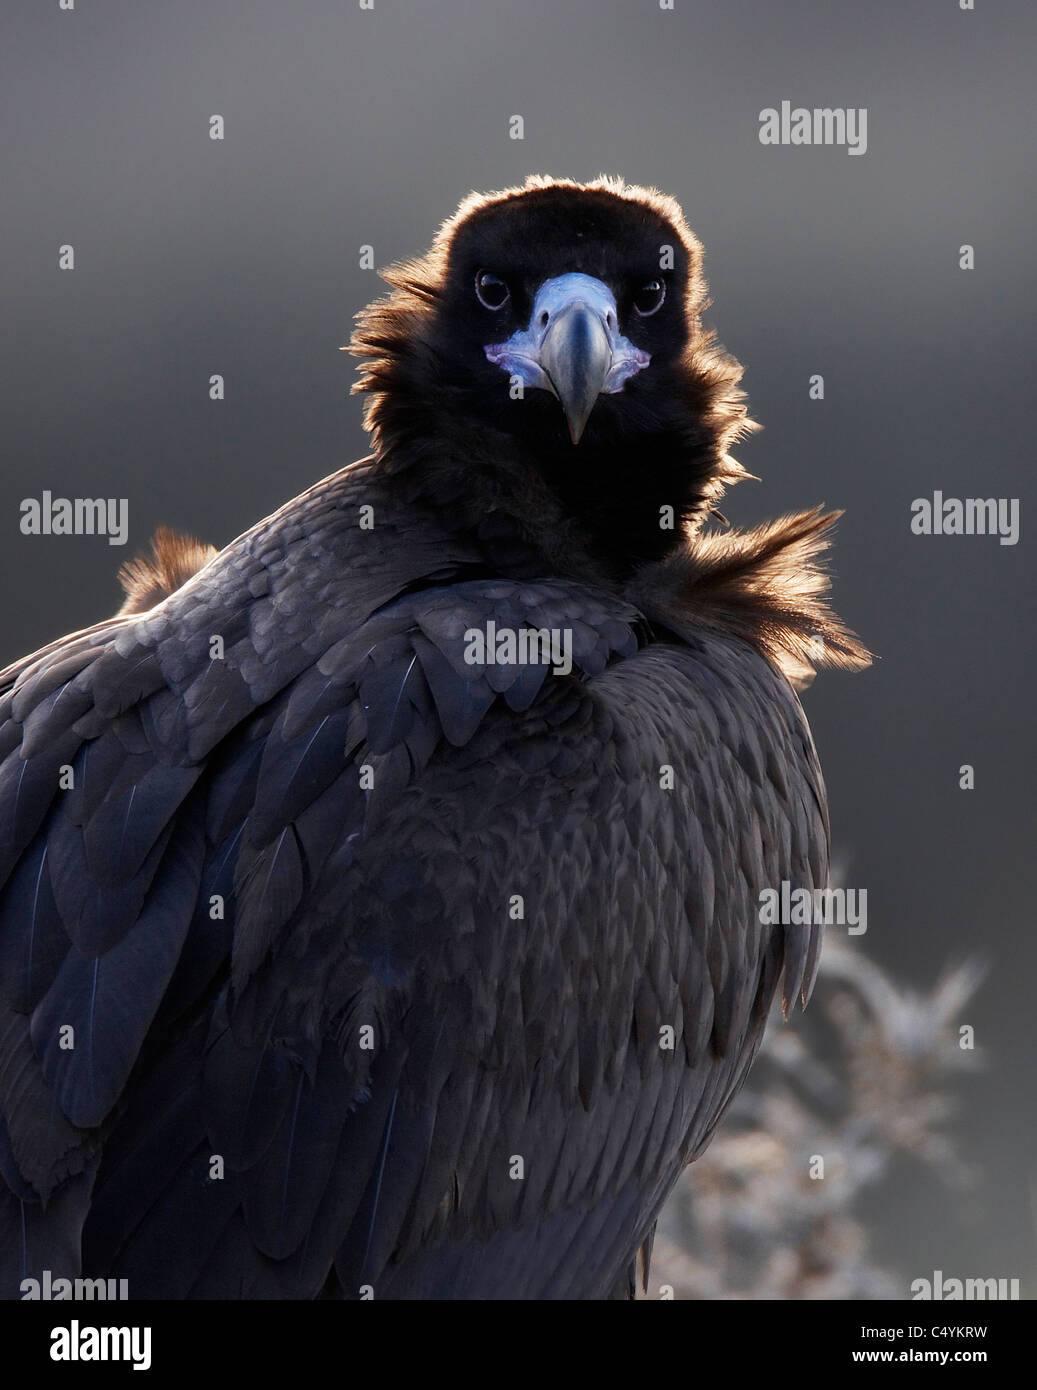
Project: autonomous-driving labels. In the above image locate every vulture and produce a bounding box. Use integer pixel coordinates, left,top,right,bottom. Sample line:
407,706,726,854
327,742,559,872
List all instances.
0,175,869,1300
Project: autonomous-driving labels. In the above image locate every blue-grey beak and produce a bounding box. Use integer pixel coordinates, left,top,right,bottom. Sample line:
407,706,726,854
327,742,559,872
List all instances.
484,273,650,444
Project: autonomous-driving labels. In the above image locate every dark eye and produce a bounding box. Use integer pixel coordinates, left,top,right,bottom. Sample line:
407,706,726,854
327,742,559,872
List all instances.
475,270,510,310
633,279,665,317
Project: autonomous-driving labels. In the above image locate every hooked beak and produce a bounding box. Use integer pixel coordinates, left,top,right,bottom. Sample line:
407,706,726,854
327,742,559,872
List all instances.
539,299,613,445
484,273,650,444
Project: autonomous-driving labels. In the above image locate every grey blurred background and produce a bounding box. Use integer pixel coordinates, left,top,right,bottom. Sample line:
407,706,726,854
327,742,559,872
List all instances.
1,0,1034,1296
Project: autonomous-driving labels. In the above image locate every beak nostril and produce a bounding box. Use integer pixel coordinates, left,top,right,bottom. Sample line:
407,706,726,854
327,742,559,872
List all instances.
539,311,550,328
606,312,614,329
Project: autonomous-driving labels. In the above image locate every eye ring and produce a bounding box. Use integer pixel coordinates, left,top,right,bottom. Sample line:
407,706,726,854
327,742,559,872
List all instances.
475,270,510,310
633,278,666,317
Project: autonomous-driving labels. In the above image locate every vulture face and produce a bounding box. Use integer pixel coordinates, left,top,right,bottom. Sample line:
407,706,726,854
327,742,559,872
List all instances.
434,187,695,449
353,177,754,575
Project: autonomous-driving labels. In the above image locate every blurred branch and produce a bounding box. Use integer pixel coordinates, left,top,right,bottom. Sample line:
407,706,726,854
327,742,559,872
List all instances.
647,933,984,1300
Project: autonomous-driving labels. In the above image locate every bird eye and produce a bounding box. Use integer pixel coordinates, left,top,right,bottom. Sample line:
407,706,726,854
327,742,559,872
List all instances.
475,270,510,310
633,279,666,317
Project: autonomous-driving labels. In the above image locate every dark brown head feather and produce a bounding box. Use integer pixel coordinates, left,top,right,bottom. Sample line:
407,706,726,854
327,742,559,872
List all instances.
117,526,218,615
349,175,756,554
352,174,753,454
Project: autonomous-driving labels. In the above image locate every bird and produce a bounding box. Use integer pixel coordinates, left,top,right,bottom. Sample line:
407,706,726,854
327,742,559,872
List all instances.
0,175,869,1300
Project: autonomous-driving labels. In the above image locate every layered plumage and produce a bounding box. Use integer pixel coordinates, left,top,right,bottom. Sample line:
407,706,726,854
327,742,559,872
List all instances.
0,176,868,1299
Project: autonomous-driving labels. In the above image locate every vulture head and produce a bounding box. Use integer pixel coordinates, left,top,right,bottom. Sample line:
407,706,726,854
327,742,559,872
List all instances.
351,175,756,579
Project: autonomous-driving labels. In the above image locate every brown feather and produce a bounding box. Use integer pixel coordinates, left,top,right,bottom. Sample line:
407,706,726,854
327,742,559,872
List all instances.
116,526,218,615
628,508,873,688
